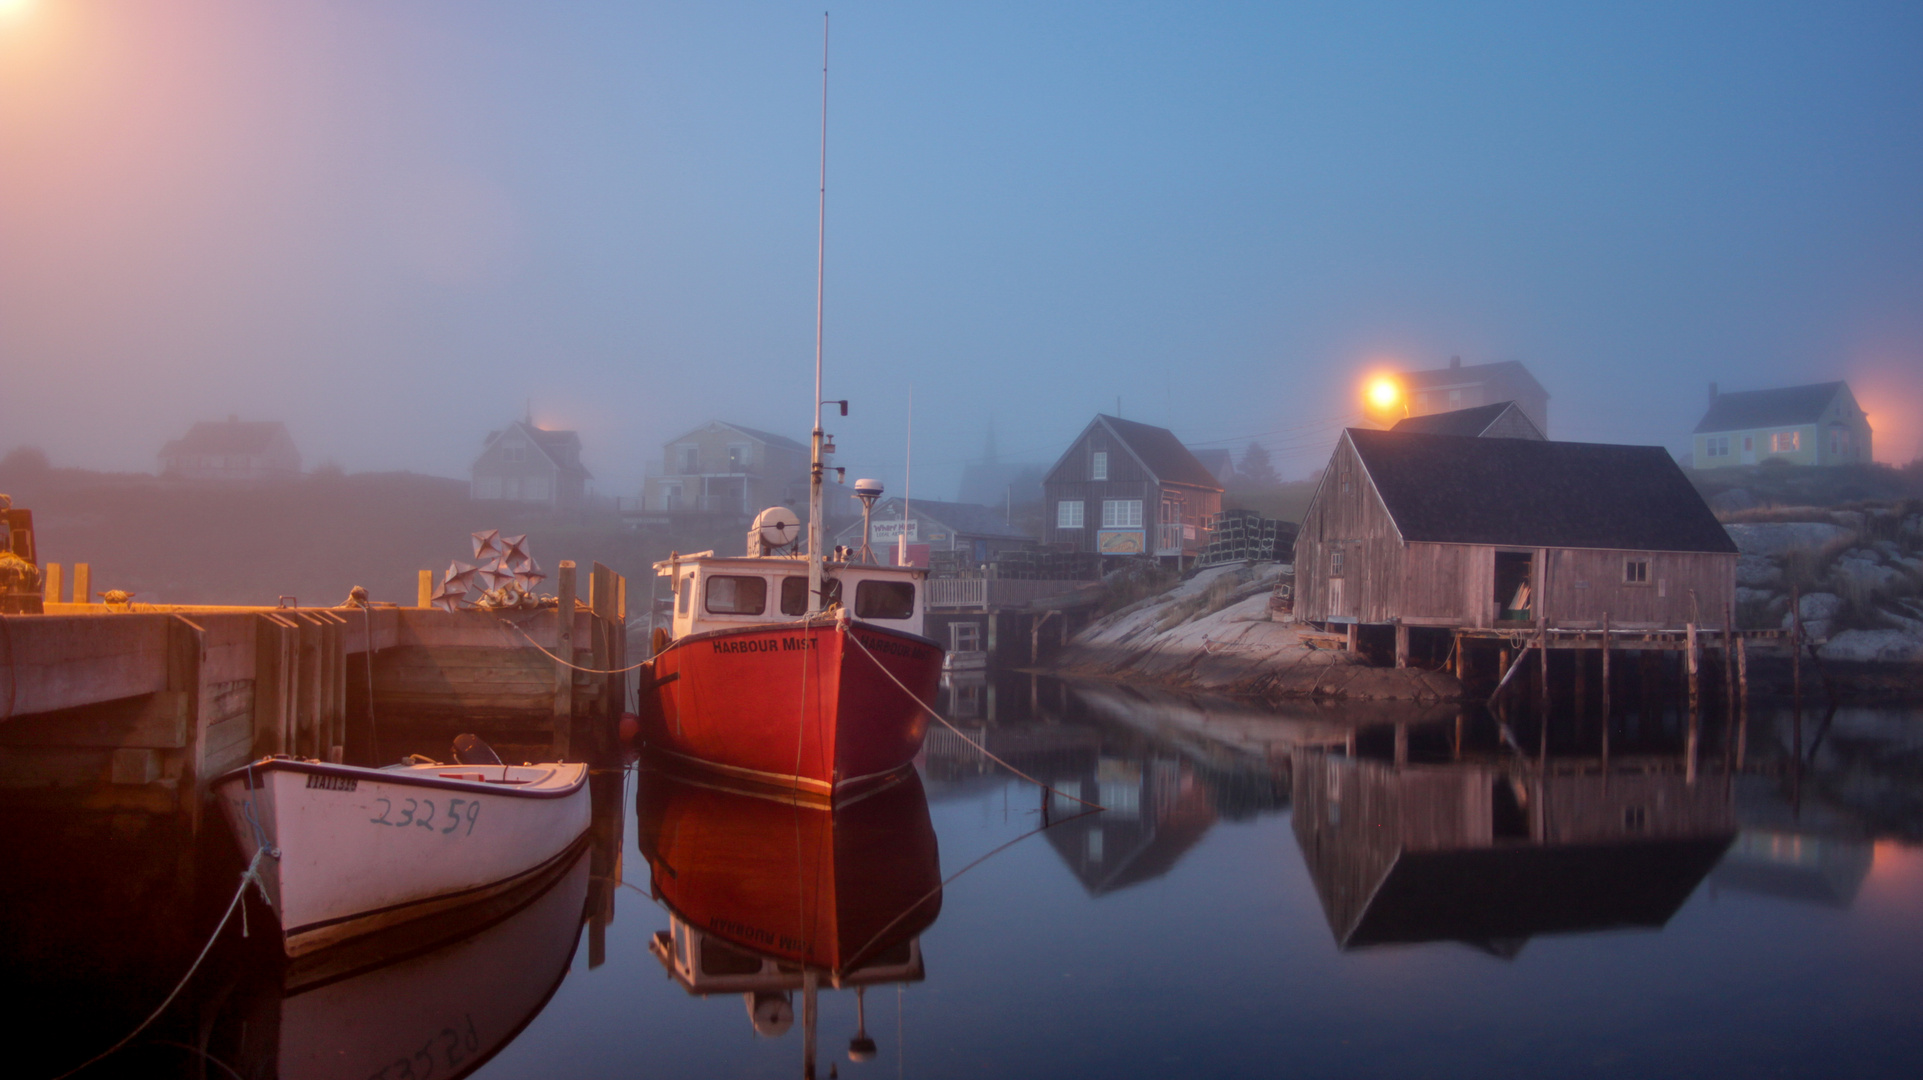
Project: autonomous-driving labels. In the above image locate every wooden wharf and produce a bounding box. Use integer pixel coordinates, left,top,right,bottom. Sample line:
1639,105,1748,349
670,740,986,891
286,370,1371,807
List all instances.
0,560,629,840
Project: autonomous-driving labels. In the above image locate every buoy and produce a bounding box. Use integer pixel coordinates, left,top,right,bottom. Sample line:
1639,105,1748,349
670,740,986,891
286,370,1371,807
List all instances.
618,712,640,743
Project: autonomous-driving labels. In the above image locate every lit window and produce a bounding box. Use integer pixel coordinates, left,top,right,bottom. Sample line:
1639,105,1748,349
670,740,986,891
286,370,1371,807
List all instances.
1090,451,1107,480
1624,559,1649,584
1101,499,1143,528
1770,430,1800,453
727,444,750,470
1056,501,1084,529
1742,436,1753,452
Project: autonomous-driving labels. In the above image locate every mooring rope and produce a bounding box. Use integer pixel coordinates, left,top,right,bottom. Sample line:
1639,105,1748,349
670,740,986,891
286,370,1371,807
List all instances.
841,628,1105,811
50,848,273,1080
496,615,652,675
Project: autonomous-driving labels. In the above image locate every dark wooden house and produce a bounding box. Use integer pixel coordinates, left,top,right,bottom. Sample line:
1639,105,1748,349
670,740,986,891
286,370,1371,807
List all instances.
1297,429,1737,630
1042,415,1223,561
1386,358,1551,436
1390,401,1544,440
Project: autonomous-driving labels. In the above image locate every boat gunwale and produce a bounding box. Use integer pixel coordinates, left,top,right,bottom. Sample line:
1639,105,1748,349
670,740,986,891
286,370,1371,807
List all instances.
213,756,589,800
654,617,942,658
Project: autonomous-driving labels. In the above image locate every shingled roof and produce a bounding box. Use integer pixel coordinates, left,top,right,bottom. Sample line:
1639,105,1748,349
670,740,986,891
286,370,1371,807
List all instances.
1098,415,1223,490
1391,401,1542,439
1345,429,1737,553
1694,381,1851,434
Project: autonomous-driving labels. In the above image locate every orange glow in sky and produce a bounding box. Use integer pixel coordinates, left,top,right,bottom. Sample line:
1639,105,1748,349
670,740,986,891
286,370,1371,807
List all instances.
0,0,40,23
1366,376,1402,411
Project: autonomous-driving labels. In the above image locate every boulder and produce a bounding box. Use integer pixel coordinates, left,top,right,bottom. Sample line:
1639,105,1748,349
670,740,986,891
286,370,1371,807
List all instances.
1832,556,1904,592
1735,554,1782,587
1783,591,1843,641
1819,628,1923,664
1724,522,1853,558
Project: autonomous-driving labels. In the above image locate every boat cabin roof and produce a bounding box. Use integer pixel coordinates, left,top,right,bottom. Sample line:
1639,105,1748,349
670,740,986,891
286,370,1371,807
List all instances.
654,554,929,638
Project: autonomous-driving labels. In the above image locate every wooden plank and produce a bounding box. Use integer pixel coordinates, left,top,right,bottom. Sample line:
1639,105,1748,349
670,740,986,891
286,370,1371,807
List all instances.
0,691,188,749
418,570,434,609
0,614,172,718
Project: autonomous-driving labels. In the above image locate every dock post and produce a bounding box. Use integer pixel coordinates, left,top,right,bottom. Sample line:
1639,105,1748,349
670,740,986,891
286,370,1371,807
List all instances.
554,561,577,761
42,562,60,605
1736,634,1750,769
72,563,89,606
1394,723,1408,767
1538,617,1550,765
1722,606,1736,768
1790,586,1803,765
1452,632,1467,684
417,569,433,608
1685,622,1700,784
1573,635,1586,718
1345,622,1357,654
1394,621,1409,669
1600,613,1611,771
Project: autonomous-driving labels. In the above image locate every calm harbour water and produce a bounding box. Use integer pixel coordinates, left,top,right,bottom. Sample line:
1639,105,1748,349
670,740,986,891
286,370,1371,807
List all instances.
7,673,1923,1079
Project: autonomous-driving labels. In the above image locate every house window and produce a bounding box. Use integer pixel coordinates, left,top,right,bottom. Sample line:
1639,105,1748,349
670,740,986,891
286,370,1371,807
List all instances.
704,575,768,615
1742,436,1753,452
1056,501,1084,529
1101,499,1143,528
1829,427,1851,456
1330,547,1345,576
1624,558,1650,584
727,444,751,471
1090,452,1108,480
1706,435,1730,458
503,444,528,463
1770,430,1800,453
658,483,682,510
1448,389,1463,408
675,445,699,473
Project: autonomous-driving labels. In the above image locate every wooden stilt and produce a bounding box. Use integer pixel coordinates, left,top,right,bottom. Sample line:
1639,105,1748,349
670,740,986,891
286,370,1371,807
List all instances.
417,569,433,608
1722,606,1737,768
1345,622,1358,654
1453,632,1467,684
1538,616,1550,766
1685,622,1700,784
72,563,90,606
42,562,61,604
1394,722,1408,768
1600,613,1611,771
553,561,576,761
1454,710,1464,761
1394,621,1409,669
1736,634,1750,769
1791,586,1804,772
1573,636,1587,719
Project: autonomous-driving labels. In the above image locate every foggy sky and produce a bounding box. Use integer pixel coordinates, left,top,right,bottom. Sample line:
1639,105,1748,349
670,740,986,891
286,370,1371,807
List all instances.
3,1,1921,500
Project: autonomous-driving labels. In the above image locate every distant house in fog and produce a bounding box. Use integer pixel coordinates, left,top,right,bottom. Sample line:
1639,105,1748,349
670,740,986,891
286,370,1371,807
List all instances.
470,420,591,511
1691,381,1872,469
1391,359,1550,437
1390,401,1545,440
158,417,301,482
1042,415,1223,562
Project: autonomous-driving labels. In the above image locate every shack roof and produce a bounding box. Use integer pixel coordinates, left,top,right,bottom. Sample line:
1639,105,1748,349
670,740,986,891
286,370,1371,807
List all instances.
1694,381,1852,433
1095,415,1222,490
161,419,292,456
1399,359,1546,395
1391,401,1542,439
1344,428,1737,553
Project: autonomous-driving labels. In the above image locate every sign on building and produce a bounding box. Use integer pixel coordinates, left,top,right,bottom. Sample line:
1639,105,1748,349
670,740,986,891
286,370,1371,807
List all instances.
871,519,919,543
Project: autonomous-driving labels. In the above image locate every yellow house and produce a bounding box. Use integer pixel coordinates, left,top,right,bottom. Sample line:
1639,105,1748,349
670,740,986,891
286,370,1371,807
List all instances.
1692,381,1872,469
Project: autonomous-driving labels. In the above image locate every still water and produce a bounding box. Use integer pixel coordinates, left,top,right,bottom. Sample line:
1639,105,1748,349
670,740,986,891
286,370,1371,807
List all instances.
7,673,1923,1078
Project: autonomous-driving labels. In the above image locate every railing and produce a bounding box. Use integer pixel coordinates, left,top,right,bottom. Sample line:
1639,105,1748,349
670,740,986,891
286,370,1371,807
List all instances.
1155,523,1185,555
925,577,1093,610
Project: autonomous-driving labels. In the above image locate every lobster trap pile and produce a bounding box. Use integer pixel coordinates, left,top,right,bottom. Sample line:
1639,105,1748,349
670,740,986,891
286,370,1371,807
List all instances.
1198,511,1298,567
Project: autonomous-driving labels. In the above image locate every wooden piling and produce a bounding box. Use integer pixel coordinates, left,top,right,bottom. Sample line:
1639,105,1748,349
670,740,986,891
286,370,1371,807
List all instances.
1452,632,1467,684
1600,613,1611,770
1722,605,1736,767
1791,585,1803,766
42,562,61,605
1394,621,1409,669
1735,634,1750,770
417,570,434,609
1345,622,1358,654
553,561,576,761
1394,722,1408,767
1685,622,1700,784
72,563,89,606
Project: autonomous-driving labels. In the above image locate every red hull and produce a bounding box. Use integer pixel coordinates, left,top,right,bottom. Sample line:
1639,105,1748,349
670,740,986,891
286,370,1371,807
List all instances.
638,619,944,798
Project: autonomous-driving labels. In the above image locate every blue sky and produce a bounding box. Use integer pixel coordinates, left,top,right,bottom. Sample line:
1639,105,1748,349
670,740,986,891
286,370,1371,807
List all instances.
3,1,1920,494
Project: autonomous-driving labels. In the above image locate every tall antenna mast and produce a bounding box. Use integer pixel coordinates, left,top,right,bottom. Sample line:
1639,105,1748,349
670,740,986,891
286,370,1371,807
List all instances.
807,11,830,613
898,387,913,566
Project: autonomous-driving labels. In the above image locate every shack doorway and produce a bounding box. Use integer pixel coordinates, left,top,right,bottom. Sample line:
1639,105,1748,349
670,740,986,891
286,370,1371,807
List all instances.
1494,550,1534,622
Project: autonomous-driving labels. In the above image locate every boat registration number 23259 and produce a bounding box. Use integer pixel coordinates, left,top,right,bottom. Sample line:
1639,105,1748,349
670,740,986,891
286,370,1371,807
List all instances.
370,795,482,836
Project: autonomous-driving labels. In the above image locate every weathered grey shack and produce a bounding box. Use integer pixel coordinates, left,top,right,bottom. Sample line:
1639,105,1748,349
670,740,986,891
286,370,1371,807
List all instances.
1297,429,1737,631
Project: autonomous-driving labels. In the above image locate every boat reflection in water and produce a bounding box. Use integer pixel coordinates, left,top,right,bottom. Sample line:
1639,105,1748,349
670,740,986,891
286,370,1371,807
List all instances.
638,766,942,1076
1294,738,1735,956
267,837,591,1079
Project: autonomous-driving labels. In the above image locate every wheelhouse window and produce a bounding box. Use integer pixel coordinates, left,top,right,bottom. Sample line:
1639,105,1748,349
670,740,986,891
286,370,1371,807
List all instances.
1090,451,1108,480
1101,499,1143,528
677,575,691,615
780,576,841,616
1624,558,1650,585
1056,500,1084,529
855,580,915,620
704,575,767,615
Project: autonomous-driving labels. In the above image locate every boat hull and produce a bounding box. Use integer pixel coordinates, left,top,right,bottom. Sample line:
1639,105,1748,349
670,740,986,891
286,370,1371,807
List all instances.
638,619,944,798
214,758,591,956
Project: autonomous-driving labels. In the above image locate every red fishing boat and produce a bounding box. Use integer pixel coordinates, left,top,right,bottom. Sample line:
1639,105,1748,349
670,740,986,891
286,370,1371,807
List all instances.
637,543,944,799
635,22,944,800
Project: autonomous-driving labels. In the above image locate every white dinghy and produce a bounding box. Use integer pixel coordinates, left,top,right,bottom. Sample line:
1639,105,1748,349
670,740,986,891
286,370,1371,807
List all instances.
214,736,590,957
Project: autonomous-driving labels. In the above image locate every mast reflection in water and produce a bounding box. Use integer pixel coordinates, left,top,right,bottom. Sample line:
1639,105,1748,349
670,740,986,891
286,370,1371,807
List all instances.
636,767,942,1077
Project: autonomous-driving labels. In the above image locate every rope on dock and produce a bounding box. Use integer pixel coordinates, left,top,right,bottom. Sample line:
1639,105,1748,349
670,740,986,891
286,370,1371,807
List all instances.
49,848,272,1080
496,616,653,675
841,628,1105,811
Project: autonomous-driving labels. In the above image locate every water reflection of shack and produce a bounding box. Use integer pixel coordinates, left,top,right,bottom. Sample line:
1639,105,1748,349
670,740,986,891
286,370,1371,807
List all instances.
1293,750,1734,954
1044,755,1219,895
